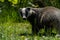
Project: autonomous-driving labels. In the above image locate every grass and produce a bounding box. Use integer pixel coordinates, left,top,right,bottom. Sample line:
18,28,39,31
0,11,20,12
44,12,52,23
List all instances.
0,22,60,40
0,22,32,40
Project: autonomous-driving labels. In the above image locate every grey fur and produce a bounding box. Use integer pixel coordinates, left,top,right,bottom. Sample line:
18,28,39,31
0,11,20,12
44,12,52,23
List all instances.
19,6,60,36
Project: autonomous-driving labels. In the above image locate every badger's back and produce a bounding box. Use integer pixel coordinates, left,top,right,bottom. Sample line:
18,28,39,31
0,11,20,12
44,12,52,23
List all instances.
32,6,60,21
41,6,60,21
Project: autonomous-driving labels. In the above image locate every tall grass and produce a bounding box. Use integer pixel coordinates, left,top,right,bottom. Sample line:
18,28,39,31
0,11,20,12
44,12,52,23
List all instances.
0,22,32,40
0,21,60,40
0,7,20,23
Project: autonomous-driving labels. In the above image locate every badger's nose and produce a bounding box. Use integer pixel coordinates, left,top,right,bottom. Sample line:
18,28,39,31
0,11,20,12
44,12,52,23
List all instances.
23,16,26,20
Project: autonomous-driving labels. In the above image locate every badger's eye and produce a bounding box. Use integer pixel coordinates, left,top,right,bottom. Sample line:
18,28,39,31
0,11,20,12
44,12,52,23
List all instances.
25,10,28,17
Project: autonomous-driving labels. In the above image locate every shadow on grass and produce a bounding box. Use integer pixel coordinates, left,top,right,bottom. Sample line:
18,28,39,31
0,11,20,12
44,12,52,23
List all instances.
18,33,33,36
18,33,56,37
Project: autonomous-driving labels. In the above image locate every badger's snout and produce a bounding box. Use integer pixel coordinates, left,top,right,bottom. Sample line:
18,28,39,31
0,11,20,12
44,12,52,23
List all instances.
22,16,27,20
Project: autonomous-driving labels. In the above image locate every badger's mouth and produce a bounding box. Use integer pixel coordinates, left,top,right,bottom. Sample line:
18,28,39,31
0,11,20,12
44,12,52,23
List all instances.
22,17,27,20
23,18,26,20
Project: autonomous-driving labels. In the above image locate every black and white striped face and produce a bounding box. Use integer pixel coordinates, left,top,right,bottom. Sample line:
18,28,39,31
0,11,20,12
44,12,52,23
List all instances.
19,8,35,19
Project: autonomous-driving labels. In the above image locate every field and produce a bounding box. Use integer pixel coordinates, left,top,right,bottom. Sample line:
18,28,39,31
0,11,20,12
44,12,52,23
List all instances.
0,6,60,40
0,22,60,40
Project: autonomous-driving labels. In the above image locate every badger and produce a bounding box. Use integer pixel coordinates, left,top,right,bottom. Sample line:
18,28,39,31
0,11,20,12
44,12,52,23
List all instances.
18,6,60,36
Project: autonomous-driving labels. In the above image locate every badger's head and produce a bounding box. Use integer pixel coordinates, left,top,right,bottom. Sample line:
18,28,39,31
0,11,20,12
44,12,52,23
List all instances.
19,8,36,20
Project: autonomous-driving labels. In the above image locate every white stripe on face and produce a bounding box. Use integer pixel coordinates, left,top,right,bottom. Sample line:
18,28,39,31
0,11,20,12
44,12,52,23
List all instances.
21,8,26,18
22,8,26,13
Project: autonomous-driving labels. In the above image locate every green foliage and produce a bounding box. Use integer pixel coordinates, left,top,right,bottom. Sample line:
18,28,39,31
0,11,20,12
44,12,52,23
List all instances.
0,22,32,40
0,0,4,2
9,0,18,4
43,0,60,8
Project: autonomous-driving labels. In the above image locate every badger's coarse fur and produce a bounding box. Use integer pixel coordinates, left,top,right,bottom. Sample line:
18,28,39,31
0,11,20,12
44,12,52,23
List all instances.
19,6,60,36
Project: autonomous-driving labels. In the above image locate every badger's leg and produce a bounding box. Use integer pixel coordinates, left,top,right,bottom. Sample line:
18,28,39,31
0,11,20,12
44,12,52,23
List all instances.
35,15,44,35
32,19,40,35
45,25,52,36
56,22,60,37
32,24,44,35
32,25,37,35
29,18,38,35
